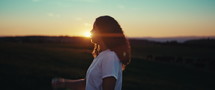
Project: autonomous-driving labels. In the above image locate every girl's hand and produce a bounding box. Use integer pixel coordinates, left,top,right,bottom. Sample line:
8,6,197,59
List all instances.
51,78,65,88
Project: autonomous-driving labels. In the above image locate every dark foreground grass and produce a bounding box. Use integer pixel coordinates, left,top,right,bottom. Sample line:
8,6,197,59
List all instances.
0,42,215,90
124,58,215,90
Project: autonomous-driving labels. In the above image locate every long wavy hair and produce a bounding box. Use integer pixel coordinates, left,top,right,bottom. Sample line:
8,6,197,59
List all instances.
91,16,131,69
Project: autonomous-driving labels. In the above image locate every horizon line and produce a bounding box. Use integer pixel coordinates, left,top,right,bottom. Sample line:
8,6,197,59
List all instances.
1,35,215,38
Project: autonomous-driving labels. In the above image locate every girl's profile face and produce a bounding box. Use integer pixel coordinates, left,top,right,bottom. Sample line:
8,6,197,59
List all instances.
90,25,100,44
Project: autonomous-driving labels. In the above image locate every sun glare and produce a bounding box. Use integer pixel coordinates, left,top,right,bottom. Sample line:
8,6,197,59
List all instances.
84,32,92,38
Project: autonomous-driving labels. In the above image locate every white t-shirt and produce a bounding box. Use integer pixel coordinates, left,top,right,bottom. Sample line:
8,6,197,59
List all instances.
86,49,122,90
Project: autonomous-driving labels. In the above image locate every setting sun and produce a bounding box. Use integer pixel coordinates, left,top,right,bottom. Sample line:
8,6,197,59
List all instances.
84,32,92,38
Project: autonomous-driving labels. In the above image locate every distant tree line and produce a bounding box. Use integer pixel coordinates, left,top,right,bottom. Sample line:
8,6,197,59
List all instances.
1,36,215,71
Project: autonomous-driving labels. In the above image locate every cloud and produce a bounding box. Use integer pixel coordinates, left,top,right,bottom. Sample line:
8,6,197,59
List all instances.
47,13,61,18
32,0,41,2
74,17,83,21
117,4,125,9
71,0,100,3
84,23,91,27
82,0,99,2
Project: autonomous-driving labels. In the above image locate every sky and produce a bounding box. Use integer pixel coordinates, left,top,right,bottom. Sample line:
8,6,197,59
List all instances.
0,0,215,37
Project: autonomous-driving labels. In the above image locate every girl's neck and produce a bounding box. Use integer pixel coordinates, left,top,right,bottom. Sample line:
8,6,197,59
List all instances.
98,42,108,51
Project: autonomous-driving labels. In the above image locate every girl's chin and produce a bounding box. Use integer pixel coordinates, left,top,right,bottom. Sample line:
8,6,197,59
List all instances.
91,39,97,44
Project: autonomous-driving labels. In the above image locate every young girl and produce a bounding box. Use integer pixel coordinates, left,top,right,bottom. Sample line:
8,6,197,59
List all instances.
52,16,131,90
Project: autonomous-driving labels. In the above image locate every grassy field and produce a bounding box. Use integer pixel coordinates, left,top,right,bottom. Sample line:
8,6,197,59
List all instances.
0,42,215,90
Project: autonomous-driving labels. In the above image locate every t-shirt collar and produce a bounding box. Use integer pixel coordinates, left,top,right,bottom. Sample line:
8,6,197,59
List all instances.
98,49,110,56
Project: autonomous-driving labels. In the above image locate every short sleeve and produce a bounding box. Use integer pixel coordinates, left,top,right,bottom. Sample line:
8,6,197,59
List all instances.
101,52,121,80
